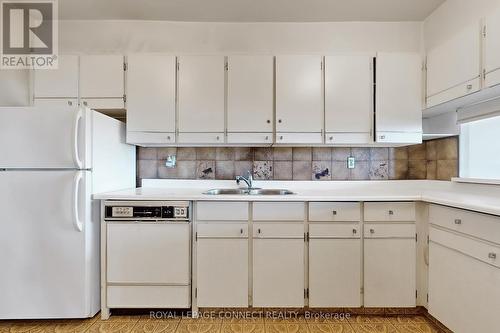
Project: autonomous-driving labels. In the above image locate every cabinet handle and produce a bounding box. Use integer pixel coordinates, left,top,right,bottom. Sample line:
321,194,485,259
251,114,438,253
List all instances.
216,136,220,141
278,119,282,123
258,228,261,234
82,101,88,106
467,84,473,90
167,136,171,140
332,210,337,215
267,120,271,124
370,228,375,234
352,229,357,234
489,253,497,259
240,228,244,235
454,219,462,225
265,136,269,140
388,210,394,215
380,135,386,140
68,100,73,106
329,136,333,141
279,136,283,140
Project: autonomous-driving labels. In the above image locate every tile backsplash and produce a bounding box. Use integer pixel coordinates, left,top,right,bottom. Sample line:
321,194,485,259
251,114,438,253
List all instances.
136,137,458,186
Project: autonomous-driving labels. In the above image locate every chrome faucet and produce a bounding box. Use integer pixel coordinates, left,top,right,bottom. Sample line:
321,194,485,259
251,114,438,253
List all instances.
236,171,254,189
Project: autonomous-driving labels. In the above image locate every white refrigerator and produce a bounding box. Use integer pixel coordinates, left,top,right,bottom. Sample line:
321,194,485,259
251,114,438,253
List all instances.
0,105,136,319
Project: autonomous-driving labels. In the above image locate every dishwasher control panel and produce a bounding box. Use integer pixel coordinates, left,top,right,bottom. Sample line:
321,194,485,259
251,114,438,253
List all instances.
104,201,190,221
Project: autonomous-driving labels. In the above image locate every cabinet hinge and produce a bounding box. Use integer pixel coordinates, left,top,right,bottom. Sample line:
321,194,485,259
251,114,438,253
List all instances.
304,232,309,242
483,68,487,80
304,289,309,299
360,287,364,294
416,290,418,299
123,94,127,103
415,233,418,242
320,61,323,70
307,288,309,298
427,235,430,245
427,293,429,303
123,63,127,71
195,232,198,241
483,25,487,38
177,62,180,71
225,62,228,71
195,288,197,298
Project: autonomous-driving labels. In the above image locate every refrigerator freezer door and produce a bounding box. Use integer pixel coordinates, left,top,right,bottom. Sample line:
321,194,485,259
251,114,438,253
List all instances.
0,170,96,319
0,106,88,169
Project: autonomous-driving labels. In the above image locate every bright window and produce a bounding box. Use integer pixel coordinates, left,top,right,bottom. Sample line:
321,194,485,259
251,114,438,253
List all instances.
460,115,500,180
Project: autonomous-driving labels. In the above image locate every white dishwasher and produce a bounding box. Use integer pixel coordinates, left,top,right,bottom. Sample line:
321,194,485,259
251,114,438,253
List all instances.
104,201,191,309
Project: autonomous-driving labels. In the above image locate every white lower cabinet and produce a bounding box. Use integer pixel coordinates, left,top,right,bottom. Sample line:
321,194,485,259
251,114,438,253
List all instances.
253,223,305,307
196,223,248,307
309,224,361,307
364,223,416,307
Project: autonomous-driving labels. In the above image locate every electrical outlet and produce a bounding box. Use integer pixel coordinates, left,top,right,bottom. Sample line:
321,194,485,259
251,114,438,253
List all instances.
347,157,356,169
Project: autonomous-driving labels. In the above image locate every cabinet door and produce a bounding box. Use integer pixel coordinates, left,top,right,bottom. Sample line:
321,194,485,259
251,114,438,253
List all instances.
276,55,323,141
485,8,500,88
227,55,274,136
197,237,248,307
80,55,125,98
253,237,304,307
126,55,176,134
34,55,79,98
178,56,225,135
309,237,361,307
429,242,500,333
325,55,373,144
364,238,416,307
376,52,422,144
426,23,481,106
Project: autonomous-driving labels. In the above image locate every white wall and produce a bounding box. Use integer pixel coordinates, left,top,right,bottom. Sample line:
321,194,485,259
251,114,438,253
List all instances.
59,20,422,54
424,0,500,50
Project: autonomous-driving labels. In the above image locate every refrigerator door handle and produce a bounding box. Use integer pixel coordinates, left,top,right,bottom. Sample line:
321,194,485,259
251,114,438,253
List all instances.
73,109,84,169
72,171,84,232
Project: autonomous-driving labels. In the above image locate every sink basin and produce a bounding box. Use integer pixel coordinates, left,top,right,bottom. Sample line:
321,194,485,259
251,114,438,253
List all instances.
203,188,295,195
247,189,295,195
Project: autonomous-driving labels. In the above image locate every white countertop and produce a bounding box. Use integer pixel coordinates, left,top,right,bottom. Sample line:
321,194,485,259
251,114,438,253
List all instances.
93,180,500,216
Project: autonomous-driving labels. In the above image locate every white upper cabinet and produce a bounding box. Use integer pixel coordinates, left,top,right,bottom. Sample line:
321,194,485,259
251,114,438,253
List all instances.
227,55,274,144
126,55,176,145
426,23,481,108
376,52,422,144
177,55,225,144
34,55,79,104
80,55,125,109
275,55,323,144
484,8,500,88
325,55,373,144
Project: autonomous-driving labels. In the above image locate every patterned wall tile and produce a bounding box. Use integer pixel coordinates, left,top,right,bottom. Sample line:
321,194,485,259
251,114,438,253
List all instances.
369,161,389,180
370,148,389,161
196,161,215,179
254,147,273,161
253,161,273,180
312,161,332,180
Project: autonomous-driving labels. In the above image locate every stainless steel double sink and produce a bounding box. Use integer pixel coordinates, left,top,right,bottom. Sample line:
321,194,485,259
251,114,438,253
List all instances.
203,188,295,196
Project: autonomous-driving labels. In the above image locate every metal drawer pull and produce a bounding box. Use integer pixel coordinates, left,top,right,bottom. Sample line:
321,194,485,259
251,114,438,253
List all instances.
332,210,337,215
257,228,261,234
467,84,473,90
240,228,244,235
388,210,394,215
370,228,375,234
352,229,357,234
454,219,462,225
489,253,497,259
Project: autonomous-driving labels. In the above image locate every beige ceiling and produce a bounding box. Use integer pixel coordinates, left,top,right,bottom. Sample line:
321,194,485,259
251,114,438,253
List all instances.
59,0,446,22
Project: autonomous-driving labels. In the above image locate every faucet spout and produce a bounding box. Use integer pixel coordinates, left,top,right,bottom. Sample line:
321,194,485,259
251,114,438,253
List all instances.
236,171,254,189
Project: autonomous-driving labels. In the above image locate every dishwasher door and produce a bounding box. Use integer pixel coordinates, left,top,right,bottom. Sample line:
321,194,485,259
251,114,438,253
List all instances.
107,222,190,284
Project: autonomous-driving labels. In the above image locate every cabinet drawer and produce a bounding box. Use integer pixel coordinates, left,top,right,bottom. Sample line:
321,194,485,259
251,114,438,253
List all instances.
177,132,224,144
197,223,248,238
430,227,500,269
364,223,415,238
197,202,248,221
429,204,500,244
253,223,304,238
253,202,304,221
227,133,273,144
107,286,190,308
364,202,415,221
275,132,323,144
309,202,360,221
309,223,360,238
127,131,175,145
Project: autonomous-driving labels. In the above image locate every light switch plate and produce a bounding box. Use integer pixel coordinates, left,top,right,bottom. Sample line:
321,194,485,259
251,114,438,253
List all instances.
347,157,356,169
